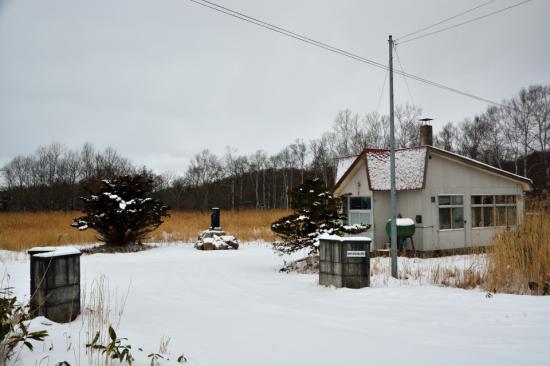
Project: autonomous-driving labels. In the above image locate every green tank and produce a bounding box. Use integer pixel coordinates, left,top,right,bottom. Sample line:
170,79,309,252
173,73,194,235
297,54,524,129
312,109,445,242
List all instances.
385,218,416,238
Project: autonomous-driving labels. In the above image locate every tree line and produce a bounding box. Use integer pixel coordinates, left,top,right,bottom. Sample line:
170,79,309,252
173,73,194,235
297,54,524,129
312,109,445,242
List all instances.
1,84,549,211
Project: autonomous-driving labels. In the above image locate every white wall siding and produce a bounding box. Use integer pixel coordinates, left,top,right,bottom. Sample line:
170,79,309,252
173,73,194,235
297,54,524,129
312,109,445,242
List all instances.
424,153,525,251
337,159,370,197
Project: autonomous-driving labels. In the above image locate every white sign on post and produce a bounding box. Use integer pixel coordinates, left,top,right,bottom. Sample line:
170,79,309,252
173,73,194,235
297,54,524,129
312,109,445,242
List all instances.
347,250,366,257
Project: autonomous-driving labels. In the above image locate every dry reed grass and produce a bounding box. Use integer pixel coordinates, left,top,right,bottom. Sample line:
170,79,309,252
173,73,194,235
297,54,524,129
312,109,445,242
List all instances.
483,211,550,295
147,209,290,244
81,275,129,366
0,210,291,252
0,211,97,251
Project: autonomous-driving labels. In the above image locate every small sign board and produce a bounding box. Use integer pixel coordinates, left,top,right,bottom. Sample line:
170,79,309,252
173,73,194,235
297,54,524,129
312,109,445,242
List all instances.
347,250,366,257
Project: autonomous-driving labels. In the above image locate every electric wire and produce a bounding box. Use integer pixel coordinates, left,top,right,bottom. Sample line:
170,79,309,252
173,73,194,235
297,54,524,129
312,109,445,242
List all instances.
393,45,415,106
395,0,496,41
188,0,514,110
396,0,533,45
375,70,389,116
396,0,496,41
188,0,387,69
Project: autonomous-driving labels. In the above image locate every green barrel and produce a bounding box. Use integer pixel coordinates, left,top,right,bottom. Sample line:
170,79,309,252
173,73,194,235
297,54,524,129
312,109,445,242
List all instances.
385,219,415,238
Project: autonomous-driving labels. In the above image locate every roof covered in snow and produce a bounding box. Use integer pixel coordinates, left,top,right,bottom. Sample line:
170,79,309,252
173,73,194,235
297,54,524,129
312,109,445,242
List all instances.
334,146,533,193
335,147,427,191
335,156,358,184
366,147,427,190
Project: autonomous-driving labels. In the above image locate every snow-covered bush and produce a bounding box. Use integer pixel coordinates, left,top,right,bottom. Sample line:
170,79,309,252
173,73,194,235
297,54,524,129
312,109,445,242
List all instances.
271,178,369,255
72,175,169,246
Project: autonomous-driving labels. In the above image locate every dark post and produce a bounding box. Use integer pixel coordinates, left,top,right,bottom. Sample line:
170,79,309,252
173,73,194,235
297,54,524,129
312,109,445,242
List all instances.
210,207,220,229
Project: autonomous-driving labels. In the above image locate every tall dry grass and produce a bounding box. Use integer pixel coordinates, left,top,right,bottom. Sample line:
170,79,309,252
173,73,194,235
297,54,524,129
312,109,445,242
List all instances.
483,211,550,295
0,211,97,251
0,209,291,252
147,209,290,243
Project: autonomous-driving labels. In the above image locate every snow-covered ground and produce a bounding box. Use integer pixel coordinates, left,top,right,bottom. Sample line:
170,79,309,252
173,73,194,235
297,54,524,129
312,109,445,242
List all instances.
2,243,549,366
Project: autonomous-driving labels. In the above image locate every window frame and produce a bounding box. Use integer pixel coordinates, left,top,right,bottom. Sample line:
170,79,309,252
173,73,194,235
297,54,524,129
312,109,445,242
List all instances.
438,194,464,231
347,196,372,227
471,194,517,228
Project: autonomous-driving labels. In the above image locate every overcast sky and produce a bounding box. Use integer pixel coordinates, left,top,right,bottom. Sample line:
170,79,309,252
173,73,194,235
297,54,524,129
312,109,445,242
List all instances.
1,0,549,174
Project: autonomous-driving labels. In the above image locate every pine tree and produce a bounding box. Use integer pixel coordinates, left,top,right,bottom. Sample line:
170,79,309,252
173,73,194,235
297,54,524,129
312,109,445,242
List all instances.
271,178,368,255
72,175,169,246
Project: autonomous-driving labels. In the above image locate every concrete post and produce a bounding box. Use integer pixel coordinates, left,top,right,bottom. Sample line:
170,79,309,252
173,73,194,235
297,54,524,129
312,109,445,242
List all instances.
319,236,371,289
29,247,81,323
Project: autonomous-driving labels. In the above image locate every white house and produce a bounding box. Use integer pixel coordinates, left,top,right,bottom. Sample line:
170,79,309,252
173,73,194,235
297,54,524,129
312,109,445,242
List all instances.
334,137,533,253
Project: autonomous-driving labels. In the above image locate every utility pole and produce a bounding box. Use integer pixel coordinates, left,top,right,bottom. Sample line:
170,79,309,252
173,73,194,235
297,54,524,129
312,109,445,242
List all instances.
388,35,398,279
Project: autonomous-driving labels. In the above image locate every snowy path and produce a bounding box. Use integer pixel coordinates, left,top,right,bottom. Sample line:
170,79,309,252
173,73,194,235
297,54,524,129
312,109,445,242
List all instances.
2,243,550,366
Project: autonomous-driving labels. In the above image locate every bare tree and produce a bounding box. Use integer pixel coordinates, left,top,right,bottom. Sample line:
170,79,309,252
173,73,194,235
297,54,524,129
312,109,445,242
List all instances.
395,104,423,148
224,146,239,211
482,105,508,168
528,85,550,191
248,150,268,209
184,149,223,210
80,142,95,181
309,136,335,187
269,154,280,208
435,122,458,152
361,112,389,148
276,147,294,209
331,109,362,156
290,139,307,184
457,116,490,161
508,87,537,177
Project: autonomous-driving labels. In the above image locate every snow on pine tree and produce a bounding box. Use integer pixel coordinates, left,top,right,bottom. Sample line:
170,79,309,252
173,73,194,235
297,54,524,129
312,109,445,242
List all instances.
72,175,169,246
271,178,369,255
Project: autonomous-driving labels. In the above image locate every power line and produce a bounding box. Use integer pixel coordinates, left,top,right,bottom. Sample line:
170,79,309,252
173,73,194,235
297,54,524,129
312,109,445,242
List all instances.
397,0,534,45
393,45,415,106
396,0,496,42
188,0,387,70
375,70,389,115
188,0,513,110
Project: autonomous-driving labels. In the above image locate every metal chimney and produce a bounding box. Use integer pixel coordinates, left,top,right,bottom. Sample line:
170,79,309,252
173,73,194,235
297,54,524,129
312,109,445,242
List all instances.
210,207,220,230
419,118,433,146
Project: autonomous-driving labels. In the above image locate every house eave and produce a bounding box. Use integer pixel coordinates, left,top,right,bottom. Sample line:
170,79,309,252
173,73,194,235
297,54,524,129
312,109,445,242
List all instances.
427,147,534,192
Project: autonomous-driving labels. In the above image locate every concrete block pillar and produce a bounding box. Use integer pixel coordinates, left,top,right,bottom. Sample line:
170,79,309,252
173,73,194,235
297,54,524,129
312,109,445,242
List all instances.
29,247,82,323
319,236,371,289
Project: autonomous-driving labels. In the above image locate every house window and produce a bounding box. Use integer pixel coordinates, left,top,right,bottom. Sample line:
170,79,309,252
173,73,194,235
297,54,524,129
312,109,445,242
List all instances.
471,195,494,228
348,196,371,226
349,196,371,210
472,195,517,227
438,195,464,230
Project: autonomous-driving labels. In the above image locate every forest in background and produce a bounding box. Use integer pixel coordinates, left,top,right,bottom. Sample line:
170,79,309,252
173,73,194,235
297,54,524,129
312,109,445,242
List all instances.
1,84,549,211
